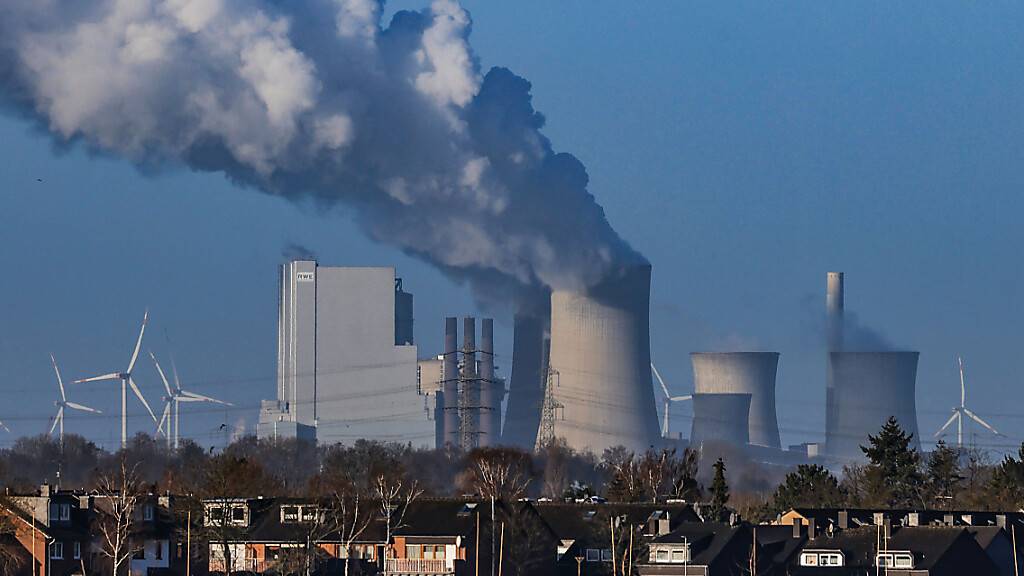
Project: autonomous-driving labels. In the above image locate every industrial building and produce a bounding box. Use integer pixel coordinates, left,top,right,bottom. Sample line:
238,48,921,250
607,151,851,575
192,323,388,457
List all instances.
691,352,781,449
545,264,661,453
823,272,921,461
257,261,434,446
434,317,503,450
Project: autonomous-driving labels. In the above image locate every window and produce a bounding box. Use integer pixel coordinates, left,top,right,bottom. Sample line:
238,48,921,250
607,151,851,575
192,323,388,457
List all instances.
301,506,319,523
60,503,70,521
876,552,913,569
50,542,63,560
406,545,422,559
73,542,81,560
671,549,690,563
585,549,601,562
50,503,70,522
281,506,300,523
144,504,155,521
655,550,669,562
600,549,612,562
155,542,163,561
800,553,818,566
232,507,246,522
422,545,444,560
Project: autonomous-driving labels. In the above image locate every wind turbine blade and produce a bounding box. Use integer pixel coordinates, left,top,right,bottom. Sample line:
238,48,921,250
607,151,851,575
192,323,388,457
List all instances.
65,401,101,414
180,390,233,406
670,395,693,402
934,412,959,437
126,309,148,374
149,351,174,397
50,354,66,401
958,356,966,408
157,403,170,437
48,409,61,435
963,408,1001,436
74,372,121,384
650,363,671,399
129,377,159,423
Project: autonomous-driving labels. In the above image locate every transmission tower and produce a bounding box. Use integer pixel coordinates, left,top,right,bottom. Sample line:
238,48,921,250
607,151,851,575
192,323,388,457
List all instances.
536,368,562,449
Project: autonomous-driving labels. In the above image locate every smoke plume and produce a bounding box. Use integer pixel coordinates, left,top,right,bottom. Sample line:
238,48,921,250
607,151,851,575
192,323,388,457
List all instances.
0,0,643,309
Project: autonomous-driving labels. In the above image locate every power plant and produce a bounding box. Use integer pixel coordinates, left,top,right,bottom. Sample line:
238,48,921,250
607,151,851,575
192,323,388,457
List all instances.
545,264,661,453
826,351,921,460
690,393,752,449
691,352,781,449
433,316,503,450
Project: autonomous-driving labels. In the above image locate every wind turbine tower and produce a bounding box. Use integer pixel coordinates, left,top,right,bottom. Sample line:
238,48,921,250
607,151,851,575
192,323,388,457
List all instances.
935,356,1000,448
49,354,101,444
651,363,692,439
151,351,232,449
75,310,158,448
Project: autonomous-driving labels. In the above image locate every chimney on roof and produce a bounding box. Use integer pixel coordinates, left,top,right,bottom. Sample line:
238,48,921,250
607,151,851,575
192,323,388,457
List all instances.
883,518,892,540
838,510,849,530
944,514,955,526
997,515,1008,529
807,517,816,539
792,519,804,539
40,484,52,498
658,514,670,536
962,514,973,525
907,512,919,527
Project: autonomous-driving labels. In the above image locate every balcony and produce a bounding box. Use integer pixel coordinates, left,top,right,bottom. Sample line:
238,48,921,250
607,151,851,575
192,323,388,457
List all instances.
385,558,454,575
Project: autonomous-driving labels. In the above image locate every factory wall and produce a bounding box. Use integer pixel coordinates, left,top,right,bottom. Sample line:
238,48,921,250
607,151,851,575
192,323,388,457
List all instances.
826,351,920,461
691,352,781,448
548,265,661,453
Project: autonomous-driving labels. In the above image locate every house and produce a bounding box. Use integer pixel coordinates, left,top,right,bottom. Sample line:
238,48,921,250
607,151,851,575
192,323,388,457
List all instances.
128,495,184,576
789,524,1000,576
634,523,755,576
0,484,92,576
388,499,490,576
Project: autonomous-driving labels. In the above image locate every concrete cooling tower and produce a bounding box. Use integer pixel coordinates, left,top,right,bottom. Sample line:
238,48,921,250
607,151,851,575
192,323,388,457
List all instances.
826,351,920,461
546,265,661,453
691,352,781,448
690,393,752,449
501,313,548,449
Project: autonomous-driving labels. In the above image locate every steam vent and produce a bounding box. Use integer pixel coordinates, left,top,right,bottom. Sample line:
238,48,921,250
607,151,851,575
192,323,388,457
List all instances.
691,352,781,448
546,265,661,453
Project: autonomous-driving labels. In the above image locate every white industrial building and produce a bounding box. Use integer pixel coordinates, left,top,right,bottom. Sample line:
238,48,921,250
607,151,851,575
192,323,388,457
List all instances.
257,261,434,447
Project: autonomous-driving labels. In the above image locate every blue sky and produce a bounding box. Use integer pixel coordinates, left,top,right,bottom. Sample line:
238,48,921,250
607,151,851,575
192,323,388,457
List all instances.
1,1,1022,453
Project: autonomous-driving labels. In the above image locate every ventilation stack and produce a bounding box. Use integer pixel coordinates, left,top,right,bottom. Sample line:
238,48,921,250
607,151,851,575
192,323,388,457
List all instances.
441,317,460,448
827,351,920,460
502,313,548,448
690,393,752,449
460,317,479,449
691,352,781,448
547,264,661,453
478,318,499,446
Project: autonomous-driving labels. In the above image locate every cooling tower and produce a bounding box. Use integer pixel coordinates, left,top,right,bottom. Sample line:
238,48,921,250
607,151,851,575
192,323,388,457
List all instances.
547,265,661,453
501,313,548,448
826,351,920,461
690,393,752,449
691,352,781,448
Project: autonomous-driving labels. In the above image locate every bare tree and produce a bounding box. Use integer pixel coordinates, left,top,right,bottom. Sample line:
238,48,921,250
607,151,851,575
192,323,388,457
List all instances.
463,447,534,502
376,474,422,565
94,458,143,576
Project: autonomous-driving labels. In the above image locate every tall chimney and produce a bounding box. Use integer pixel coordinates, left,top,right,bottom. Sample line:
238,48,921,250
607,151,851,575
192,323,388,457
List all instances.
826,272,844,351
442,317,460,448
478,318,497,446
462,317,478,448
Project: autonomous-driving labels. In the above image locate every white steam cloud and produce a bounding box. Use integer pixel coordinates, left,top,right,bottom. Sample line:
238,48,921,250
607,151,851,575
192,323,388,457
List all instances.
0,0,643,308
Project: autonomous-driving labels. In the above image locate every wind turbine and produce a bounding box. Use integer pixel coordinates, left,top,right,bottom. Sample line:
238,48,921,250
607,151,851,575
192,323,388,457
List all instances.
150,351,232,449
651,363,692,439
48,354,101,443
934,356,1000,448
74,310,159,448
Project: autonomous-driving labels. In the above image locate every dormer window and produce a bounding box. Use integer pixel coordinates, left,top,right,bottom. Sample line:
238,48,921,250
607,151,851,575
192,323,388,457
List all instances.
876,552,913,569
281,506,300,523
143,504,155,521
649,543,690,564
800,550,844,567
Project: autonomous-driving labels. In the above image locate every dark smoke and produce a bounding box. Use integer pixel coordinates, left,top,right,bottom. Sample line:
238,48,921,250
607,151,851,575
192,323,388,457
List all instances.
0,0,643,310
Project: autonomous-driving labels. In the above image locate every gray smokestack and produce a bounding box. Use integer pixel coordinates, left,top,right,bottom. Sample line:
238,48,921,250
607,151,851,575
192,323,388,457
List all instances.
826,351,920,460
462,317,478,448
502,313,548,448
827,272,844,351
547,264,660,453
478,318,498,446
691,352,781,449
442,317,460,448
690,393,752,449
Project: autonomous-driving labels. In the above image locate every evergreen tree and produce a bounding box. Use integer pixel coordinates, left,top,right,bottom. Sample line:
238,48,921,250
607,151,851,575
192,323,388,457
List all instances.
989,443,1024,509
924,440,962,509
860,417,923,508
771,464,845,514
707,458,729,521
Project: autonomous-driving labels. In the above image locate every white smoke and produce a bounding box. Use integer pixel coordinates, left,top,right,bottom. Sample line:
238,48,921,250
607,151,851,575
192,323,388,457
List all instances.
0,0,643,308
